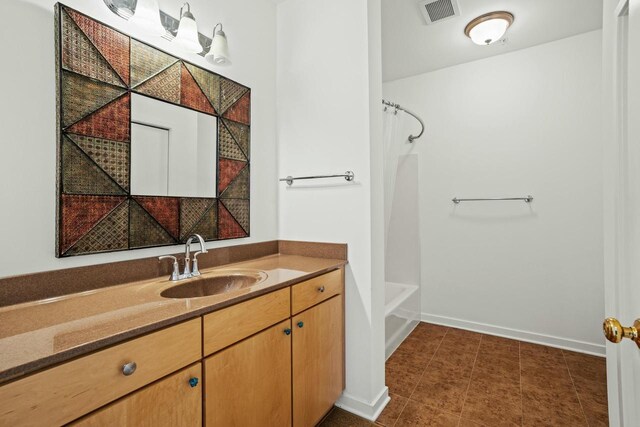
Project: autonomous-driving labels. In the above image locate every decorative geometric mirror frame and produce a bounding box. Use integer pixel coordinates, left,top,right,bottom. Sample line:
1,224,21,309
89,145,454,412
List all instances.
55,4,250,257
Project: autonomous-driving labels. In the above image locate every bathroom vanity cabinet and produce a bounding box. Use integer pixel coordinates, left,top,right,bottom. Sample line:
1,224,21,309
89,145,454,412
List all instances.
205,268,344,427
0,268,344,427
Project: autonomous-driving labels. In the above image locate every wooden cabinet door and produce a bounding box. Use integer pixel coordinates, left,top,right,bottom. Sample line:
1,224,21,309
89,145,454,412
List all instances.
292,295,344,427
71,364,202,427
205,319,292,427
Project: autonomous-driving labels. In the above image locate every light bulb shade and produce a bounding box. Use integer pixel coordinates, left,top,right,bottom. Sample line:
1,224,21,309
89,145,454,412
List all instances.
469,19,508,45
129,0,165,36
173,13,202,53
465,11,514,46
205,29,231,65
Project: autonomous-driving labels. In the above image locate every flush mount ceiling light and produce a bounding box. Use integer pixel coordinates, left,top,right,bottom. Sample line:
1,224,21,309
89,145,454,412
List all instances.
205,24,231,65
464,11,514,46
173,2,202,53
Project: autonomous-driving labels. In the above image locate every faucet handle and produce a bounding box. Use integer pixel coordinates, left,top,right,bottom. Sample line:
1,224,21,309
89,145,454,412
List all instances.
182,256,191,278
192,251,205,277
158,256,180,281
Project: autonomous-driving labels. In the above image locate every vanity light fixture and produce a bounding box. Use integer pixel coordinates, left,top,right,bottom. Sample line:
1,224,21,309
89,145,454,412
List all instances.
205,24,231,65
464,11,514,46
103,0,135,19
103,0,228,58
173,2,202,53
128,0,165,36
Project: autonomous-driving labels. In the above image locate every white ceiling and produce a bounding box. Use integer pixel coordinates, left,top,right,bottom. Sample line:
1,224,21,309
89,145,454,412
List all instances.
382,0,603,82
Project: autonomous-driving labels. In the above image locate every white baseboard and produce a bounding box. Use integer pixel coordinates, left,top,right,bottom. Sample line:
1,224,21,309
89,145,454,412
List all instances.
421,313,605,357
335,386,390,421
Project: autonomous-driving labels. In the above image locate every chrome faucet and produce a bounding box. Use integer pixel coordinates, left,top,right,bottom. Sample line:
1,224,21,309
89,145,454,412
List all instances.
158,234,208,281
184,234,208,277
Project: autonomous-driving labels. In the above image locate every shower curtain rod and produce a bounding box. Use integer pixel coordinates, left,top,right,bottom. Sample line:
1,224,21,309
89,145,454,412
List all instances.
382,99,425,143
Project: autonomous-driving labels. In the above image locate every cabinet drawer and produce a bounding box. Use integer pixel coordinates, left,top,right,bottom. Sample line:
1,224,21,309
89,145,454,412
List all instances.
0,318,201,427
203,287,290,356
71,364,202,427
291,269,343,315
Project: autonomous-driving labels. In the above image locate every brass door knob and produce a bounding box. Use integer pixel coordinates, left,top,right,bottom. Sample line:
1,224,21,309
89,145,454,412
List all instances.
603,317,640,347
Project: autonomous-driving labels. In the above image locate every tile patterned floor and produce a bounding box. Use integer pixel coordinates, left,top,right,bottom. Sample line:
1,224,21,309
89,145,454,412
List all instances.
319,322,608,427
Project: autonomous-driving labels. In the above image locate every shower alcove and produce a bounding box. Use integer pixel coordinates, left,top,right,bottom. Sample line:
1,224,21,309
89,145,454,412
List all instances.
383,111,422,358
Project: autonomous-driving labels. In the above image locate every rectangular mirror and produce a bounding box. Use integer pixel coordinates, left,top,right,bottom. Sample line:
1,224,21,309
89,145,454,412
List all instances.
131,94,217,198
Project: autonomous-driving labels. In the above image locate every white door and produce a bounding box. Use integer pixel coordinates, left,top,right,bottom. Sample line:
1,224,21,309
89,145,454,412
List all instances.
603,0,640,425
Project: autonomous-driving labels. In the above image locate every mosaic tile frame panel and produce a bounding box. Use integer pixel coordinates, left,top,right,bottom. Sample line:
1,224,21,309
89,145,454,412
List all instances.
55,4,251,257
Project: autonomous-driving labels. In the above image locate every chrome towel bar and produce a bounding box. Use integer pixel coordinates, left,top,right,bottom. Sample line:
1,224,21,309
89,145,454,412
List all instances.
280,171,355,186
452,195,534,204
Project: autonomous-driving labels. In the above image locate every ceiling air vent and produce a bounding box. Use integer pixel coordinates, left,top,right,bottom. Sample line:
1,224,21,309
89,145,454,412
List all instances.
418,0,461,25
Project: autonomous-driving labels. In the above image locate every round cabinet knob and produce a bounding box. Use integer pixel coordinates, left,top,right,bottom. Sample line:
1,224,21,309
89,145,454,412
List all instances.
284,328,292,336
603,317,640,348
318,286,325,293
188,377,199,388
122,362,137,376
297,321,304,328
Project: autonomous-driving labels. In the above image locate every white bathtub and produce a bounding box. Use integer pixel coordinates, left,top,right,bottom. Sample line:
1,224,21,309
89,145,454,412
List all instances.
385,282,420,359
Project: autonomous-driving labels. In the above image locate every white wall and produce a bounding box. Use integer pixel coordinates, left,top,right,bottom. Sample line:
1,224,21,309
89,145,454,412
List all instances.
383,30,605,354
277,0,388,419
0,0,278,277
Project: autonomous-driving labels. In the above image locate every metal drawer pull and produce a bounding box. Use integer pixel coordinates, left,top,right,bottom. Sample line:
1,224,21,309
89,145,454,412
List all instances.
297,321,304,328
318,286,325,293
189,377,199,388
122,362,137,376
284,328,292,335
